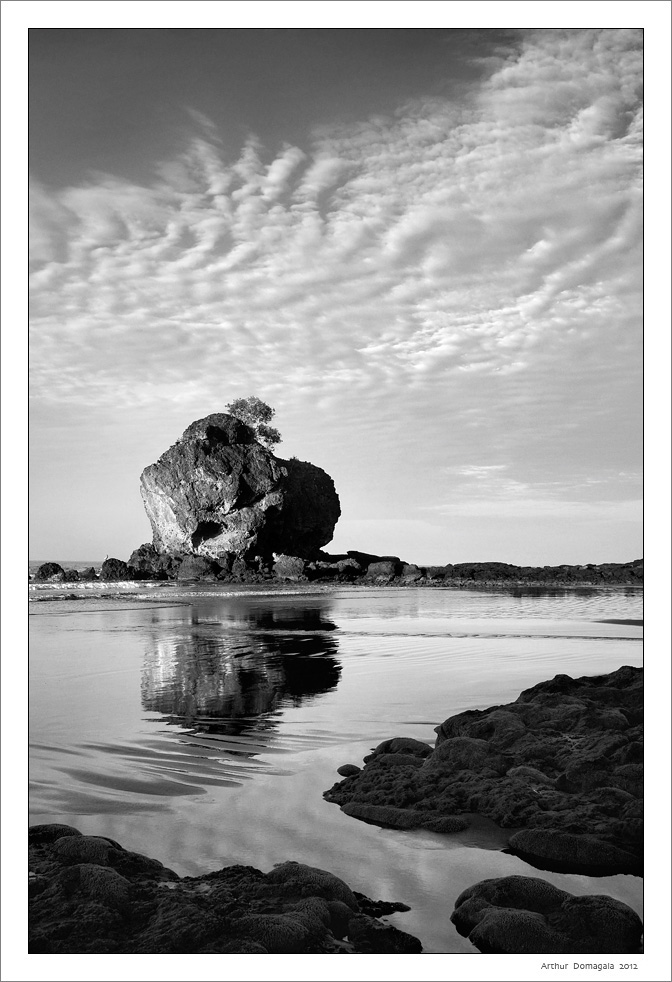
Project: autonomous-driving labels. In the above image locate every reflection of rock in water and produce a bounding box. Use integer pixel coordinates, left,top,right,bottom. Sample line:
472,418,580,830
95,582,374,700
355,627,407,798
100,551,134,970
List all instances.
141,607,341,736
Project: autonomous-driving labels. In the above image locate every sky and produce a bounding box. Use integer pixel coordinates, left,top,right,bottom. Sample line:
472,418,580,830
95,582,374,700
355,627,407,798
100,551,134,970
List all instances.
25,18,647,565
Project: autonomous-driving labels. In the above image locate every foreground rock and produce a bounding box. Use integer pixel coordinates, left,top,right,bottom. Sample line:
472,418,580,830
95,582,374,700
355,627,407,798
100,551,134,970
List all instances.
139,414,340,562
451,875,642,954
29,825,420,954
325,666,642,875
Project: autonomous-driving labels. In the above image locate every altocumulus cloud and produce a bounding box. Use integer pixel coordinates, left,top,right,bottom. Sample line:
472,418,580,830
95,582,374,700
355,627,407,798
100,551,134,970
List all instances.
29,28,642,524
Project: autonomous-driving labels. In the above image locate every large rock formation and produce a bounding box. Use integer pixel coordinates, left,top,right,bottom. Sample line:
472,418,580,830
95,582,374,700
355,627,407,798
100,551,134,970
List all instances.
325,666,643,875
139,414,340,562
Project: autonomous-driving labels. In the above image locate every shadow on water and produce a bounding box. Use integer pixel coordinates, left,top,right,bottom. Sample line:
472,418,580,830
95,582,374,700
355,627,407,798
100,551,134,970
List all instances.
141,603,342,738
505,586,641,599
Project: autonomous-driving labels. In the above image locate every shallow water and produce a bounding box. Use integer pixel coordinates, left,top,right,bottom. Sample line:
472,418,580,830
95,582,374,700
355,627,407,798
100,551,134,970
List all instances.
29,585,643,953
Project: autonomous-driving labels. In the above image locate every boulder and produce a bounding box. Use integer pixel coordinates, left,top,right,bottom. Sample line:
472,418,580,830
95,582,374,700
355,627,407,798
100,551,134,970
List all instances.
78,567,99,581
337,764,361,777
34,563,65,582
451,875,642,954
266,861,360,910
176,555,222,581
272,555,306,581
507,829,639,875
364,559,402,582
139,414,340,561
100,558,132,581
127,543,183,580
364,737,433,761
29,825,83,844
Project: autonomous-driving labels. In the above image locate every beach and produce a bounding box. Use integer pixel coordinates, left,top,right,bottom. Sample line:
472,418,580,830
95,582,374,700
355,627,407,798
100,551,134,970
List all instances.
29,581,643,953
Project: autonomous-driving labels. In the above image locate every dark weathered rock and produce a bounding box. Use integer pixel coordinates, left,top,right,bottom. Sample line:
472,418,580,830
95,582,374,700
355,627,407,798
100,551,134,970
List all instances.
176,555,222,581
29,825,83,844
346,913,422,953
34,563,65,582
337,764,361,777
325,666,643,873
506,829,639,874
364,559,402,583
139,414,340,561
29,826,420,954
272,554,307,581
78,567,99,581
100,558,132,581
62,569,80,582
451,875,642,954
342,802,469,833
364,737,433,761
127,543,182,580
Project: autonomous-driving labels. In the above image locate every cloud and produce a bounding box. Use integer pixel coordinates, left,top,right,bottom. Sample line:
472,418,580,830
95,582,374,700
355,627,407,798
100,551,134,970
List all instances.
184,107,222,144
428,464,642,522
29,28,642,516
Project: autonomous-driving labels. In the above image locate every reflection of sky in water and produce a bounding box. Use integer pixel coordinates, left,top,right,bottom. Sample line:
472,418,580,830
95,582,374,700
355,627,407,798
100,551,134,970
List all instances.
29,587,643,953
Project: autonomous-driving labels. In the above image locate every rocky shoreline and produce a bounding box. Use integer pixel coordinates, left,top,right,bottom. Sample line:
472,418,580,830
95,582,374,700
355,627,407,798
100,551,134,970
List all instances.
321,664,644,954
325,665,643,877
28,823,643,956
31,553,644,589
28,825,421,954
29,665,644,955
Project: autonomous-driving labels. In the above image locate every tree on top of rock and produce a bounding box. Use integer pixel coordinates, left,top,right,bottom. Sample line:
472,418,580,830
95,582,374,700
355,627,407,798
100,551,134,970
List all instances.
225,396,282,448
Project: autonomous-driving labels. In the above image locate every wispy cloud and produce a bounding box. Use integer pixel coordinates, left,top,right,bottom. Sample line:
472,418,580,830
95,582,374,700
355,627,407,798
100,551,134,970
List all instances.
431,464,642,522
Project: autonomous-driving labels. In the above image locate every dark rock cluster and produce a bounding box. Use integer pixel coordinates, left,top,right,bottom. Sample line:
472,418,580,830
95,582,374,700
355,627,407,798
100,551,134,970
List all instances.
325,666,643,876
451,875,642,954
29,825,421,955
39,552,641,586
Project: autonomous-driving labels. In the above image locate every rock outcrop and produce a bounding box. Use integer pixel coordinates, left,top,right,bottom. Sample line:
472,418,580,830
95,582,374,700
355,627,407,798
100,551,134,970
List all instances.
127,543,181,580
100,558,132,581
451,875,642,954
324,666,643,875
34,562,66,582
119,544,644,585
29,825,420,954
139,414,340,562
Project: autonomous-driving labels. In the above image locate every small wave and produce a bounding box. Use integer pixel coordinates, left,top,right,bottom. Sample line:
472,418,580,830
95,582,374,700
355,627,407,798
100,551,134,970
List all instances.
29,582,332,599
29,580,152,592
